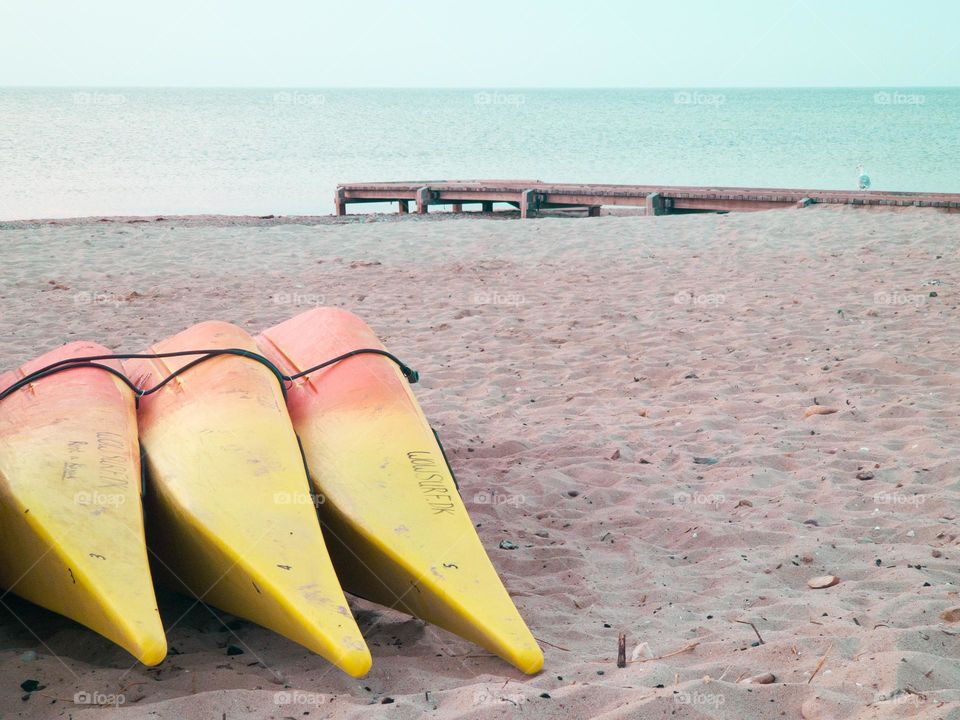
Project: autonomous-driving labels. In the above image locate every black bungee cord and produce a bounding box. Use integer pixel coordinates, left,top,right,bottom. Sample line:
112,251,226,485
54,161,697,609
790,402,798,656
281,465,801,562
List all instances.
0,347,418,407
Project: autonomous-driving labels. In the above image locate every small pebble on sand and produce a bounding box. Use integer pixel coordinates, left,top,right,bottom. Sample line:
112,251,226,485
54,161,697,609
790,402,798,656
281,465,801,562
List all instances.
940,608,960,622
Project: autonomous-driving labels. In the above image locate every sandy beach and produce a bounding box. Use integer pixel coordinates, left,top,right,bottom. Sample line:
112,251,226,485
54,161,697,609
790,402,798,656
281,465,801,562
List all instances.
1,205,959,719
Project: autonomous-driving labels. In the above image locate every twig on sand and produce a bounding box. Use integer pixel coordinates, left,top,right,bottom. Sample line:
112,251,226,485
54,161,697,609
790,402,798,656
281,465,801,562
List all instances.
807,643,834,684
118,681,147,693
734,619,765,645
628,641,699,664
617,632,626,668
536,636,570,652
37,692,75,704
444,650,496,659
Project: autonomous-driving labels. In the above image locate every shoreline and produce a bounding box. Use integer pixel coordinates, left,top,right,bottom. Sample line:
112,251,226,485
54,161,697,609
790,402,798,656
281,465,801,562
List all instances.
0,202,946,229
0,212,463,229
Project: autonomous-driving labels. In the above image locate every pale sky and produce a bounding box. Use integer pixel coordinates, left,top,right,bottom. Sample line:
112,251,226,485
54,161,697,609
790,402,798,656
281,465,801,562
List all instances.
1,0,957,87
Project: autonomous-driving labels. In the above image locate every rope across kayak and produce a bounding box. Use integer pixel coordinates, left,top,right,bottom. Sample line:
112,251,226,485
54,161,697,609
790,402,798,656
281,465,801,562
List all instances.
0,347,419,407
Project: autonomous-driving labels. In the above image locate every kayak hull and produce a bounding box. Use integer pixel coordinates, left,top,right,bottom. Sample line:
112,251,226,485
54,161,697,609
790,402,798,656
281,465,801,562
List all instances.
258,308,543,674
125,322,370,677
0,342,165,665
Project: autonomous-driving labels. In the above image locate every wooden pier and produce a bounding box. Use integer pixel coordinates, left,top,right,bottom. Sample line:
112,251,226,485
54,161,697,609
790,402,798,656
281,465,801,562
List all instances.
334,180,960,217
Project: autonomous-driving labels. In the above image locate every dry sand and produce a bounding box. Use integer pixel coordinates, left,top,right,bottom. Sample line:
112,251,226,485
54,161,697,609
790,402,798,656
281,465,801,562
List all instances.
1,206,959,719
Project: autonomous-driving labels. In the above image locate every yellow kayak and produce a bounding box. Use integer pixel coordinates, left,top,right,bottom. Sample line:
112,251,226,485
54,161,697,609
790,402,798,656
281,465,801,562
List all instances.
257,308,543,674
124,322,370,676
0,342,166,665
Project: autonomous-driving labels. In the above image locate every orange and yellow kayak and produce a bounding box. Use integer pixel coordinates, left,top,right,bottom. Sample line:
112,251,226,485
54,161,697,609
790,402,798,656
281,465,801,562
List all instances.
124,322,370,676
257,308,543,674
0,342,166,665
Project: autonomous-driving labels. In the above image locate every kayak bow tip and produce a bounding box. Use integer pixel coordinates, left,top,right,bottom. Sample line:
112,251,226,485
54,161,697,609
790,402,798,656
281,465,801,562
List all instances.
517,646,545,675
332,643,373,678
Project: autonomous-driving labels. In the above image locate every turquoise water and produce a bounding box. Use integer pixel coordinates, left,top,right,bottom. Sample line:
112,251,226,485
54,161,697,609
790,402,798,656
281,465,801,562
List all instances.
1,88,957,219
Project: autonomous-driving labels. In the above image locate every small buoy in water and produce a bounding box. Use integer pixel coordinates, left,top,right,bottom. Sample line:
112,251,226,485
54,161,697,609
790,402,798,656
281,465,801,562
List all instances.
857,163,871,190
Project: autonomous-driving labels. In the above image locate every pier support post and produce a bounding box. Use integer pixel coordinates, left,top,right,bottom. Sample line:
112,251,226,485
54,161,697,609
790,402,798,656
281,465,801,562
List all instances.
481,201,494,213
451,203,463,213
645,192,665,216
416,186,432,214
398,200,408,214
334,187,346,216
520,190,539,219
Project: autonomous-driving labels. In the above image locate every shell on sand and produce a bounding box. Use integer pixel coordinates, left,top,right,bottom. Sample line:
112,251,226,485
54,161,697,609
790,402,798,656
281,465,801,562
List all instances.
740,672,776,684
807,575,841,589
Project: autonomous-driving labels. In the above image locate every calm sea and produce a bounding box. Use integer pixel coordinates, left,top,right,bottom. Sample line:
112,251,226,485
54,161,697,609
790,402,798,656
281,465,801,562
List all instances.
1,87,957,220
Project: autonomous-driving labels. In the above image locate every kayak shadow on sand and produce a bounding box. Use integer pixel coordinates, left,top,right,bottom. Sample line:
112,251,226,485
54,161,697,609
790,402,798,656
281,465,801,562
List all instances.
0,593,138,667
0,584,430,670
